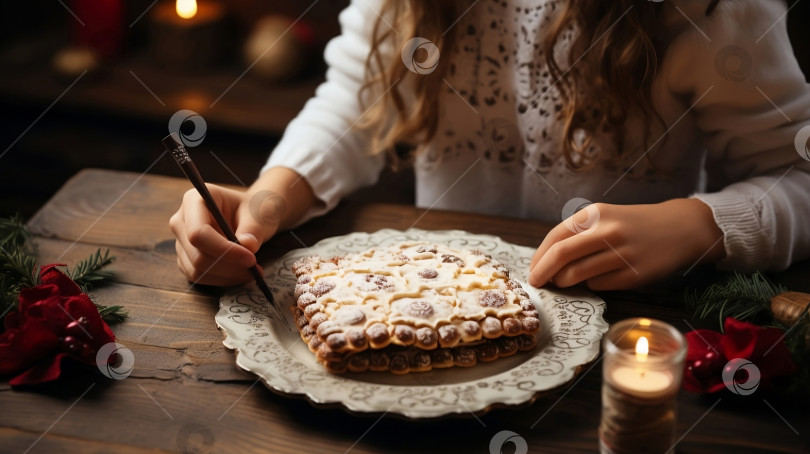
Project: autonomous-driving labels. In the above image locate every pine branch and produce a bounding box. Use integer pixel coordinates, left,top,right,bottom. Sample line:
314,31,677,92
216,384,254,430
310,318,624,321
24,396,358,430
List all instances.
1,215,127,330
685,272,786,331
0,213,30,250
95,304,129,324
69,249,116,291
0,244,38,316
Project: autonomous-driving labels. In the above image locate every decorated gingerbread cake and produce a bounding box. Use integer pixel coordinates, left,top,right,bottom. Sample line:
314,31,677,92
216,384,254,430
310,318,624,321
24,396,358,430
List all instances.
290,242,541,374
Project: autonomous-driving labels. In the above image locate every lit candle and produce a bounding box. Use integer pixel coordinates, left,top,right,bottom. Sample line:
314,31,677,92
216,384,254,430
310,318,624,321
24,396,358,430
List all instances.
609,337,675,397
599,319,686,454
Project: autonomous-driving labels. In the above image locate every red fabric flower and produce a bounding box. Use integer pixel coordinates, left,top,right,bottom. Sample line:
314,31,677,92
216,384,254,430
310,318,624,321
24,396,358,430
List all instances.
684,317,796,394
0,264,115,386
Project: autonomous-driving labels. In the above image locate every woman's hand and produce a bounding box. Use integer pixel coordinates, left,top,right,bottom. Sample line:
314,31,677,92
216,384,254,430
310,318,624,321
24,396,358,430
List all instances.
528,199,726,291
170,185,274,286
169,167,316,286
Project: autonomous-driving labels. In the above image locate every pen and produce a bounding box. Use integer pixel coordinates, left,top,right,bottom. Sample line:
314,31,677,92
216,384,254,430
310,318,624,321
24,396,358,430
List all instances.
162,132,291,331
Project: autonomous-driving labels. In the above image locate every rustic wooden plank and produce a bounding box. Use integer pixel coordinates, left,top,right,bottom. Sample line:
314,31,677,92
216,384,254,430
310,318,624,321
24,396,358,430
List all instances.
1,371,805,454
58,281,247,383
0,372,615,454
27,169,192,250
34,237,200,295
0,428,179,454
0,377,461,454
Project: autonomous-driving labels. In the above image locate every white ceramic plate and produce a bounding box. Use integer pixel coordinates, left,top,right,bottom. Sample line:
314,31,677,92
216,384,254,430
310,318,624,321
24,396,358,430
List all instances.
217,229,608,419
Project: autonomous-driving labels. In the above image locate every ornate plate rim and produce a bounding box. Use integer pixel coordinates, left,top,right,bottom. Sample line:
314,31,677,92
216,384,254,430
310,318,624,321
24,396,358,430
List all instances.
216,228,608,419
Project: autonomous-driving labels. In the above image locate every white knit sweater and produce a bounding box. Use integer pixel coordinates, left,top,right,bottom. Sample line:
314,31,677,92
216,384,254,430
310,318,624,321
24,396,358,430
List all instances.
263,0,810,272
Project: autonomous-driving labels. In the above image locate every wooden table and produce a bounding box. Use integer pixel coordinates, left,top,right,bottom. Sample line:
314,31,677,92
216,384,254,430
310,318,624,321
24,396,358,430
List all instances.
2,168,808,453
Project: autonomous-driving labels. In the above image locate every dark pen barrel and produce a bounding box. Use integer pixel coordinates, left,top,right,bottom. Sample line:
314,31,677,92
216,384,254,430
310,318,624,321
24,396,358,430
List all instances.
161,132,291,330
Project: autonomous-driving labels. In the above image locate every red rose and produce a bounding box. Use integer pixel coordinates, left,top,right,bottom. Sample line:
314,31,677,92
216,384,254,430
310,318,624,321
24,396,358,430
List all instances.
0,264,115,386
683,317,796,394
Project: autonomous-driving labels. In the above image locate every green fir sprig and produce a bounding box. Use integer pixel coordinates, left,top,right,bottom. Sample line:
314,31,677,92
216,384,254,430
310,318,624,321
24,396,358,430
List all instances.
0,214,37,316
685,272,786,330
0,214,30,248
0,214,126,325
68,249,116,292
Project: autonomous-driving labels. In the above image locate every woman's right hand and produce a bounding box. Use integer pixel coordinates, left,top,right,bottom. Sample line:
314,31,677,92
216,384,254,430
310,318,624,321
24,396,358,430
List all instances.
169,184,278,286
169,166,317,286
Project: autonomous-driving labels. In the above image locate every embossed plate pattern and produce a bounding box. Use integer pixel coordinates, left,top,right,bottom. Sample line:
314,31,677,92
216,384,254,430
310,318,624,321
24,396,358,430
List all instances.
217,229,608,419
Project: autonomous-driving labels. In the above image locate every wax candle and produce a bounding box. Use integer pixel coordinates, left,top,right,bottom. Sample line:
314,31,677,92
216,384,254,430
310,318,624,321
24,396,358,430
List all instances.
150,0,228,71
70,0,125,59
599,318,686,454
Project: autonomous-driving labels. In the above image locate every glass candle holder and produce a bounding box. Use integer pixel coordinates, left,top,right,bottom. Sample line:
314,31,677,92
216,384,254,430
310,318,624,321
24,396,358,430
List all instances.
599,318,687,454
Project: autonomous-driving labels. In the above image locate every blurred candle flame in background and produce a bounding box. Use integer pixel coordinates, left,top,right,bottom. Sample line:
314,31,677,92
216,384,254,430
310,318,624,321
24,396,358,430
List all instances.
176,0,197,19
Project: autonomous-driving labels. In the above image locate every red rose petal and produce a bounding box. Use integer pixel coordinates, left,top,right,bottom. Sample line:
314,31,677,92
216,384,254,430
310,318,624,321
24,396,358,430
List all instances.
686,329,724,360
64,294,115,357
0,318,60,375
39,264,81,296
720,318,759,359
9,352,70,386
2,265,117,382
684,329,728,393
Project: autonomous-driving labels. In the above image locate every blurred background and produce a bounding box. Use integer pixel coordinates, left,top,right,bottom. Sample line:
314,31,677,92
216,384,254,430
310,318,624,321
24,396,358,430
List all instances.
0,0,807,219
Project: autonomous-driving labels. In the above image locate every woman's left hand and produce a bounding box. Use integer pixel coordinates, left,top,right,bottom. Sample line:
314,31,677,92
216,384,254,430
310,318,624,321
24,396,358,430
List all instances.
528,199,726,291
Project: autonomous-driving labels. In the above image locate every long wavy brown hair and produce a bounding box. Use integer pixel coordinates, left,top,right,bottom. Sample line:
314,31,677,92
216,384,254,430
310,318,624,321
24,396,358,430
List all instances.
357,0,672,171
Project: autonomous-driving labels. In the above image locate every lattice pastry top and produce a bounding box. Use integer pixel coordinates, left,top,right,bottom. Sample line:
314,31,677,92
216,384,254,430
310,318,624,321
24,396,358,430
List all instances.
291,242,541,364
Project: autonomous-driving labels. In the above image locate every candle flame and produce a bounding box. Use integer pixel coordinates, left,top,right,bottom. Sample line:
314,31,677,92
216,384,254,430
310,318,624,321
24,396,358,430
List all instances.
176,0,197,19
635,336,649,360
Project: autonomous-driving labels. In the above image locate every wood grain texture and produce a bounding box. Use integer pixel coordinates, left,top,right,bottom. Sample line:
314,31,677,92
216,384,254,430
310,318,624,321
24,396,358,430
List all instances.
34,237,198,295
3,169,809,453
27,169,191,250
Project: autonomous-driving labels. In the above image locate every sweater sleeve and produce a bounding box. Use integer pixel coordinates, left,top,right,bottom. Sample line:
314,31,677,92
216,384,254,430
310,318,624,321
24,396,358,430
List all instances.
660,0,810,271
261,0,386,223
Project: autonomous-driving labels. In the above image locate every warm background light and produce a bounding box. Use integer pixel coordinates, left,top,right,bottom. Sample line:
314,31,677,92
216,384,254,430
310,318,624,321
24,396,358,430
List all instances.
176,0,197,19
